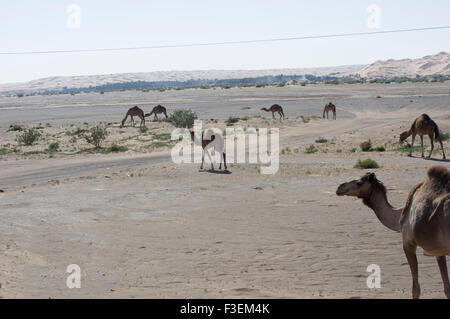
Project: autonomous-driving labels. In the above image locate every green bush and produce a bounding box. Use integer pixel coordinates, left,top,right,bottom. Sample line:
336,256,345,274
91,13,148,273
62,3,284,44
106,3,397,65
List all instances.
84,125,108,148
360,140,373,152
168,110,197,128
226,117,240,126
440,132,449,141
106,143,127,153
375,146,386,152
349,147,357,153
305,144,318,154
315,137,328,143
354,159,380,169
8,124,24,132
47,142,59,153
16,128,41,145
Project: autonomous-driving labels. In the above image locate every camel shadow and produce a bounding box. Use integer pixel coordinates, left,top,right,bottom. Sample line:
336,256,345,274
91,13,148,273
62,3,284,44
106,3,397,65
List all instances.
199,169,232,175
409,155,449,163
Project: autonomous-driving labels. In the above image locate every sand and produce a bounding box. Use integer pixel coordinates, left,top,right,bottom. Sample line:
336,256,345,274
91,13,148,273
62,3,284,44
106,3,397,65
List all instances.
0,83,449,298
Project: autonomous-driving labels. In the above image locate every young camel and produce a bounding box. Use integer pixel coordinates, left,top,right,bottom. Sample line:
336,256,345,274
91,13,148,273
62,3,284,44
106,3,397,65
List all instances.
261,104,285,119
399,113,446,159
190,130,227,171
121,106,146,127
322,102,336,120
145,105,168,121
336,166,450,299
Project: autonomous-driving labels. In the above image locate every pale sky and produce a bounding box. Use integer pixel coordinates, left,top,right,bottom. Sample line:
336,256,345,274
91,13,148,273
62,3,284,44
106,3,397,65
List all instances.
1,0,450,84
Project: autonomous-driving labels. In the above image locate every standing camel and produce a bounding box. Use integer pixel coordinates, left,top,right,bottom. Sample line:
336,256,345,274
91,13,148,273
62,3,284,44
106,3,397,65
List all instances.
121,106,146,127
261,104,285,119
336,166,450,299
399,114,446,159
323,102,336,120
145,105,168,121
190,130,227,171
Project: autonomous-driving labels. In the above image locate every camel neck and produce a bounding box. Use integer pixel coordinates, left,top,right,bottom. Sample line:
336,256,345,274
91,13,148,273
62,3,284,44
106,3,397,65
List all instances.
366,190,402,232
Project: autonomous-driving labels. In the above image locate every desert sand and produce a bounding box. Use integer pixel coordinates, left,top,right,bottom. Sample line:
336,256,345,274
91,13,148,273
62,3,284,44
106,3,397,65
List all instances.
0,82,449,298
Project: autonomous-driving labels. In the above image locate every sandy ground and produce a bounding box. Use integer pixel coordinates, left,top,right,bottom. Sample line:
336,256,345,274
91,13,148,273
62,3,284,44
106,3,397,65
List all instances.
0,83,450,298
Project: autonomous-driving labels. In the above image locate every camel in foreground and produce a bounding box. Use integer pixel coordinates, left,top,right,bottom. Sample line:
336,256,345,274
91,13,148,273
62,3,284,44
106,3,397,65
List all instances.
399,114,446,159
261,104,285,119
190,131,227,171
323,102,336,120
145,105,168,121
121,106,146,127
336,166,450,299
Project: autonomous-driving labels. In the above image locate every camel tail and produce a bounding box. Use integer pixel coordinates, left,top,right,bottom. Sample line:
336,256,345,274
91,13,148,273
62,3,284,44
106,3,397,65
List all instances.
432,121,441,141
428,194,450,222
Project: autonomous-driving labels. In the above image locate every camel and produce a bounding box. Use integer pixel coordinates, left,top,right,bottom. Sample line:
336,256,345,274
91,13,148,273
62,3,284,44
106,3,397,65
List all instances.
145,105,168,121
336,166,450,299
121,106,146,127
261,104,285,119
399,114,446,159
190,130,227,171
323,102,336,120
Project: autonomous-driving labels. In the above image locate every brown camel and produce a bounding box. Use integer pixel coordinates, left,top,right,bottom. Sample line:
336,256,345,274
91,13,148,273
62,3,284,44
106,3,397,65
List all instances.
145,105,168,121
399,114,446,159
121,106,146,127
323,102,336,120
336,166,450,299
190,131,227,171
261,104,285,119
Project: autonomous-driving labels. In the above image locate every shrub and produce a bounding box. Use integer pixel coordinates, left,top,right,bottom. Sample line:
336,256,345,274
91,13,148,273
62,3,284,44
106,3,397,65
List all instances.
16,128,41,145
305,144,318,154
440,132,449,141
315,137,328,143
47,142,59,153
375,146,386,152
354,159,380,169
337,149,342,153
139,125,148,134
104,143,127,153
350,147,357,153
8,124,24,132
226,117,240,126
360,140,373,152
84,125,108,148
168,110,197,128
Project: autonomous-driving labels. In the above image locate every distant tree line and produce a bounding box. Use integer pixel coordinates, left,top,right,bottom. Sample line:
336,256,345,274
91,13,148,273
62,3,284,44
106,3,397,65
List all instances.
9,74,450,97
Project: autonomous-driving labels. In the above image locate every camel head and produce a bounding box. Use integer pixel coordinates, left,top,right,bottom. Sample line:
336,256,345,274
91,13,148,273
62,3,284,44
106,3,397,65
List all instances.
399,131,409,143
336,172,378,199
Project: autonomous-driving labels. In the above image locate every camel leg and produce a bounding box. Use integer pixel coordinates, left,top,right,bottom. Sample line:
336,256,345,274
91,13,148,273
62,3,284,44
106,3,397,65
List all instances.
200,150,205,170
155,114,158,121
403,245,421,299
333,111,336,120
438,139,446,159
409,134,416,157
221,152,227,170
428,134,434,158
272,112,275,119
420,136,424,158
436,256,450,299
131,116,135,127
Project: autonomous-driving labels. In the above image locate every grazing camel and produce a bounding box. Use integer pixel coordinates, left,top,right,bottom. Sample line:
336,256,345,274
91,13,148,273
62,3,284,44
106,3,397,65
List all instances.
190,130,227,171
399,114,446,159
145,105,168,121
336,166,450,299
261,104,285,119
121,106,146,127
323,102,336,120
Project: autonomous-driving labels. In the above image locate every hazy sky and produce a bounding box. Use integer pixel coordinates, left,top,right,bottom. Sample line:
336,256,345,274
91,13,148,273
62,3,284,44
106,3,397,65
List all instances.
1,1,450,84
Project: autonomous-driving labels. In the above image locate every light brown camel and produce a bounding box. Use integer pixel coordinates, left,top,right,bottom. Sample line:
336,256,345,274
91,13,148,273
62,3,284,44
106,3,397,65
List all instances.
322,102,336,120
190,131,227,171
121,106,146,127
261,104,285,119
145,105,168,121
399,113,446,159
336,166,450,299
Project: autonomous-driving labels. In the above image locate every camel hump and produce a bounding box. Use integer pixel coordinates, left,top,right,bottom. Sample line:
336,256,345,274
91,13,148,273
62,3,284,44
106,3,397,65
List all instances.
427,166,450,185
